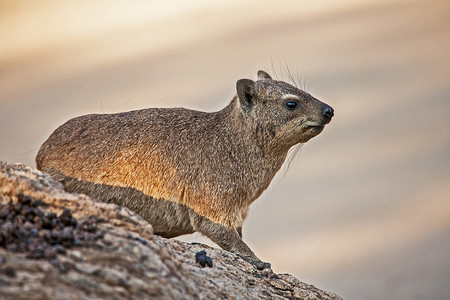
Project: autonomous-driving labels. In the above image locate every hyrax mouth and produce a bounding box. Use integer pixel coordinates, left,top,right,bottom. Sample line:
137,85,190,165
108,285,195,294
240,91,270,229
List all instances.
301,121,326,131
305,124,324,129
303,126,324,136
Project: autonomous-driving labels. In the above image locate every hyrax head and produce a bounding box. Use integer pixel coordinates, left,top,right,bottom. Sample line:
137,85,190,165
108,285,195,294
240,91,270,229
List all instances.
236,70,333,151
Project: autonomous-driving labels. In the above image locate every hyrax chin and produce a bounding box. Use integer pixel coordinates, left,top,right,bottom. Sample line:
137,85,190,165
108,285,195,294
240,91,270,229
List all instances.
36,70,333,270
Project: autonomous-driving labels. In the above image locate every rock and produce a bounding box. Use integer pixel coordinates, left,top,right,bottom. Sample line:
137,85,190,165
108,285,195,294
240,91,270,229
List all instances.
0,161,342,300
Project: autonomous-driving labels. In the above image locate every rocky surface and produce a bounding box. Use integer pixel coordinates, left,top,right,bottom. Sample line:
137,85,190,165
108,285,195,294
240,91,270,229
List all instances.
0,161,342,300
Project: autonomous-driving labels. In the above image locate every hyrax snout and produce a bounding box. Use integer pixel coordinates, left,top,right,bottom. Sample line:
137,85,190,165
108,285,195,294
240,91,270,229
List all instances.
36,70,333,270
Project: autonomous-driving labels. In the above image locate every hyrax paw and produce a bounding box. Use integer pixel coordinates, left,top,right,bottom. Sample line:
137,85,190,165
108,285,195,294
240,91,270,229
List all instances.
195,250,213,267
236,253,271,270
250,260,271,270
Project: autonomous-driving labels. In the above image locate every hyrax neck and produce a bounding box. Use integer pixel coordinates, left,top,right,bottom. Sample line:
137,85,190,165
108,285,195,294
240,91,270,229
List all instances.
210,97,288,205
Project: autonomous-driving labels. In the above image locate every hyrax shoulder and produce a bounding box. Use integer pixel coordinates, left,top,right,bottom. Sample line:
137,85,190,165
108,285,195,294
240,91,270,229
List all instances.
36,70,333,269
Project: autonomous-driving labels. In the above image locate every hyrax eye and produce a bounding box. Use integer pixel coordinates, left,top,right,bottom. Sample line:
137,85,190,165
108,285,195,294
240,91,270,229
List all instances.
284,100,299,110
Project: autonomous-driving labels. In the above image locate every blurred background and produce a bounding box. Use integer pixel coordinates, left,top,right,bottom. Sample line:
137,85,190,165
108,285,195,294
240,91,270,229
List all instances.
1,0,449,298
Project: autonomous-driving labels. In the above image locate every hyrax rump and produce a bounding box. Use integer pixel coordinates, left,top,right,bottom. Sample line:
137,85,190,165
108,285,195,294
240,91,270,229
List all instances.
36,70,334,269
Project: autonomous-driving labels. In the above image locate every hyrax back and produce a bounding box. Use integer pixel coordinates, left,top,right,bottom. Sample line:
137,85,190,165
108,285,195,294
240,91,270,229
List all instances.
36,70,333,269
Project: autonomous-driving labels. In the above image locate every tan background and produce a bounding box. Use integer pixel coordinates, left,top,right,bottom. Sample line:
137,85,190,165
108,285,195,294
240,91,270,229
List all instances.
1,0,450,299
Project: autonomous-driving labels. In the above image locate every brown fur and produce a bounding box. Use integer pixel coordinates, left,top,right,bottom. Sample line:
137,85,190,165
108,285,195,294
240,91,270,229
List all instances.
36,70,333,269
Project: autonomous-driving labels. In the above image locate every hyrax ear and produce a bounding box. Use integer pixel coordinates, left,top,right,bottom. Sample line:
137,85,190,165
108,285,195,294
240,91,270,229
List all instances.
236,79,257,110
257,70,272,80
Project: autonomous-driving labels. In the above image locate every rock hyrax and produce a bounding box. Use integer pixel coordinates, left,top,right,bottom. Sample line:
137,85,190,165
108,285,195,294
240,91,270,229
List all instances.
36,70,334,269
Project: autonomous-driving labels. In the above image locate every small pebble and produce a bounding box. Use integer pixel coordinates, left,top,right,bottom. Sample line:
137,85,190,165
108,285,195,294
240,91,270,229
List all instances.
195,250,213,268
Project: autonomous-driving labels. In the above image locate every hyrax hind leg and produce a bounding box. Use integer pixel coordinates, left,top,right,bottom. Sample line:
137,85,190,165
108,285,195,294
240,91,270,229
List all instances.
190,211,271,270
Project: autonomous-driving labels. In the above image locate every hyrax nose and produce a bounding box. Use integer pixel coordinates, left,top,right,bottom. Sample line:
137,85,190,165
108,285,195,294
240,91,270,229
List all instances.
323,105,334,119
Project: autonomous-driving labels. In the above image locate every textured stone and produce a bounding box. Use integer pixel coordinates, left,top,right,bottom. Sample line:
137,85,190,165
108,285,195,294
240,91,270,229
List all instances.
0,161,342,300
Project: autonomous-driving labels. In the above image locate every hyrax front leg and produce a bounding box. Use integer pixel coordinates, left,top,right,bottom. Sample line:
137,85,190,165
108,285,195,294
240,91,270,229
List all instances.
195,218,271,270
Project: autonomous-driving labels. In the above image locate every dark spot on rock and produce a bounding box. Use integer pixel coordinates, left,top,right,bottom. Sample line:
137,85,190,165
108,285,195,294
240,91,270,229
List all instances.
134,237,147,245
255,261,271,270
13,203,22,213
0,206,8,219
60,209,73,226
61,261,76,273
79,218,98,232
27,247,45,259
195,250,213,268
91,267,101,276
34,200,48,207
3,266,16,277
52,244,65,254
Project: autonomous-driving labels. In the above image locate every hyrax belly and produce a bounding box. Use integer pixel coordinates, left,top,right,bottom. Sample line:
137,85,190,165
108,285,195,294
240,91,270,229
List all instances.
59,172,196,238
